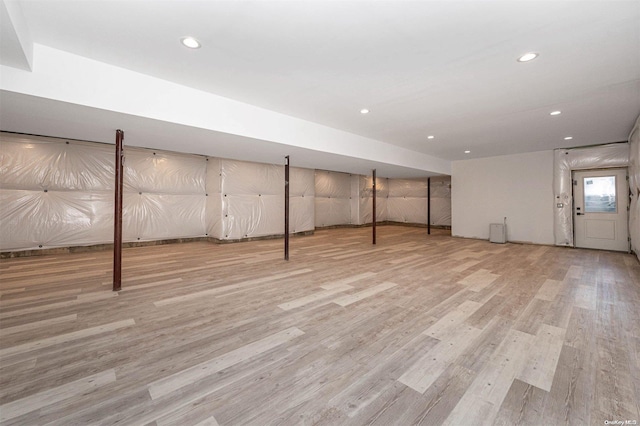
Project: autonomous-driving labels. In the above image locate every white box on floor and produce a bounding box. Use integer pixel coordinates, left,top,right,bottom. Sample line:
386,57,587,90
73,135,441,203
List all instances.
489,223,506,243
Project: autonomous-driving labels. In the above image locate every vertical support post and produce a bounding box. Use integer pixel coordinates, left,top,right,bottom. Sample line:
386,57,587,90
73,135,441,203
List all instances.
427,177,431,235
284,155,290,261
372,169,377,245
113,129,124,291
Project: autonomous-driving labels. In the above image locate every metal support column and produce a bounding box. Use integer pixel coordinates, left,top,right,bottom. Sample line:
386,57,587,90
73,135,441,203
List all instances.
113,129,124,291
284,155,290,261
372,169,377,245
427,177,431,235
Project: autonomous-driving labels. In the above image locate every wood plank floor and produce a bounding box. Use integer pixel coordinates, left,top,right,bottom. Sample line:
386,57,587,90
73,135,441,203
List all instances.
1,226,639,426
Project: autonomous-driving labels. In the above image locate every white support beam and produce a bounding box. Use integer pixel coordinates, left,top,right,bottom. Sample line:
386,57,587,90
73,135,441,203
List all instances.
0,44,451,176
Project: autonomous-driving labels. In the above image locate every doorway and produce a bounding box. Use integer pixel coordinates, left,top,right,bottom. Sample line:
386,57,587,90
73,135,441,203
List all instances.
573,168,629,252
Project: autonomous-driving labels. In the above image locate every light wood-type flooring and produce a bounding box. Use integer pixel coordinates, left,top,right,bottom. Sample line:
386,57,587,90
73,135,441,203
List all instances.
1,226,639,425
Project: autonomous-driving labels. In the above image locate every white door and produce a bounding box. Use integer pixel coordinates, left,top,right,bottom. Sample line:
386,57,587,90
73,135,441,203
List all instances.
573,168,629,252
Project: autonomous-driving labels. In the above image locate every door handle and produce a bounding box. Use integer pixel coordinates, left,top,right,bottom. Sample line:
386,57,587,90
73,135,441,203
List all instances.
576,212,584,216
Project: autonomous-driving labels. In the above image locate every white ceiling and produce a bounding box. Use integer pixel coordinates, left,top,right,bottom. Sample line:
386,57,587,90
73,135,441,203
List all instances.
1,0,639,176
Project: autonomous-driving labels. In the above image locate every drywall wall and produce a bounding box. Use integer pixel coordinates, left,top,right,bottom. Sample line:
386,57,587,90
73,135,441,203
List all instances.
629,115,640,260
452,150,554,244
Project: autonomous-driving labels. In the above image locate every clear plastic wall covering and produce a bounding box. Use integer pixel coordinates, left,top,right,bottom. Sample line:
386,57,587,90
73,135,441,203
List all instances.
290,167,315,233
221,160,283,239
387,178,428,224
220,159,314,239
0,132,212,251
1,130,454,251
123,148,207,242
0,131,317,250
628,115,640,260
359,175,388,224
553,143,630,247
430,176,452,226
349,174,361,225
314,172,450,227
314,170,352,227
383,176,451,226
206,157,223,239
1,133,114,250
1,190,115,250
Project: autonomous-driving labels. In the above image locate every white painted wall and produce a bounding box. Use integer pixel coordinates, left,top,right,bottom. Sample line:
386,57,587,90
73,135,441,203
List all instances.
452,150,555,245
628,115,640,261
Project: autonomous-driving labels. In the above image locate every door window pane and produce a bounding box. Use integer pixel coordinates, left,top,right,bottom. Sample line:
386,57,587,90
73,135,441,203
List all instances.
584,176,616,213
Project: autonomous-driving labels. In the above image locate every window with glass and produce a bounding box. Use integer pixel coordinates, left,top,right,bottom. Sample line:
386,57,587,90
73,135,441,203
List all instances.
583,176,616,213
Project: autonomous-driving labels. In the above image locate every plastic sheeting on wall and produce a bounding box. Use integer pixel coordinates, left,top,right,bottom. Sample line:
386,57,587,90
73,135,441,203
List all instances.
387,197,426,224
123,147,207,242
384,177,451,226
0,190,114,250
206,157,223,239
224,194,284,239
220,159,314,239
1,133,115,250
553,143,630,247
0,132,212,251
387,178,428,224
359,175,388,224
430,176,452,227
0,134,114,192
123,193,206,242
1,130,455,251
314,172,451,227
0,132,318,250
629,115,640,260
314,170,352,227
290,167,315,233
221,160,281,239
124,148,206,194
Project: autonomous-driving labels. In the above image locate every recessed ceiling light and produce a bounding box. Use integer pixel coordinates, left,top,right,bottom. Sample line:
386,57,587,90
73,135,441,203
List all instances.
517,52,538,62
427,135,435,139
360,109,369,114
181,36,201,49
464,150,471,154
564,136,573,140
550,110,561,116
